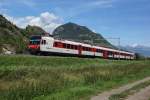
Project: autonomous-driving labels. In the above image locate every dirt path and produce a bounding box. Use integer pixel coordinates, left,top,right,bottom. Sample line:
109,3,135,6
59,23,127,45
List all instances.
125,85,150,100
91,77,150,100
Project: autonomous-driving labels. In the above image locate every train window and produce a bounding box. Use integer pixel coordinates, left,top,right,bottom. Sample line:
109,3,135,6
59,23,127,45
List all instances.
41,40,46,45
75,46,78,50
43,40,46,44
96,49,98,52
85,47,88,51
37,41,40,44
54,42,58,47
63,43,67,48
71,45,74,49
108,52,113,55
87,47,89,51
67,44,70,49
98,49,100,52
87,47,90,51
96,49,100,52
89,48,92,51
86,48,88,51
84,47,86,51
30,40,40,45
82,47,86,51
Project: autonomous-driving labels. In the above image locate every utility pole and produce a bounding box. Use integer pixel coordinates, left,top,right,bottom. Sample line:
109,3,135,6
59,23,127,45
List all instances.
107,37,121,60
92,37,121,60
118,38,121,60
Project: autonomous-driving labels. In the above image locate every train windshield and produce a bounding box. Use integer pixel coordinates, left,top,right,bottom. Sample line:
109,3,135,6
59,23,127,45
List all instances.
29,40,40,45
29,36,41,45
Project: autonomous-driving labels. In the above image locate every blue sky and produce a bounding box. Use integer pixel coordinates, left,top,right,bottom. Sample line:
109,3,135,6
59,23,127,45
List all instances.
0,0,150,47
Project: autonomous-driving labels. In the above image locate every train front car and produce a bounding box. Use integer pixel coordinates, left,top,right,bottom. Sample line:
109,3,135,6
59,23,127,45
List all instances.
28,35,41,55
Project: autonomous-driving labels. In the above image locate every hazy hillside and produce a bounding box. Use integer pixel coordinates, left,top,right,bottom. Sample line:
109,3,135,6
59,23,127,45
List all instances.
24,25,46,38
53,23,116,49
122,45,150,57
0,15,45,54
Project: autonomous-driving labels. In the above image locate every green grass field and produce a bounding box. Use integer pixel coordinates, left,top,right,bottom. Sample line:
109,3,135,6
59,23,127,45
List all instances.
0,55,150,100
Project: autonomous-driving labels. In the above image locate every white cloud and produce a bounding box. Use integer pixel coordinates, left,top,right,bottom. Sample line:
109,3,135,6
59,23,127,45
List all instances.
4,12,63,34
131,43,139,47
86,0,114,7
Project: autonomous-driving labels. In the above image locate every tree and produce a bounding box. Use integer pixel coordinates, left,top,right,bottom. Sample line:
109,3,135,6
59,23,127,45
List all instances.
135,53,145,60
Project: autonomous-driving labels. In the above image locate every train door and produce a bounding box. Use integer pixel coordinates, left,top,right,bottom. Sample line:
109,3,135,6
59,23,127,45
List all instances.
92,48,96,56
78,45,82,56
103,51,108,59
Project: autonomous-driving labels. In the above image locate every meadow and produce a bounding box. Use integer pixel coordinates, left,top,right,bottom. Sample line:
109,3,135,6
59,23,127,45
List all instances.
0,55,150,100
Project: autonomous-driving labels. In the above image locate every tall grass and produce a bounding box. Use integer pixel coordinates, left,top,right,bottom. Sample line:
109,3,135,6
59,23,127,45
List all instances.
0,55,150,100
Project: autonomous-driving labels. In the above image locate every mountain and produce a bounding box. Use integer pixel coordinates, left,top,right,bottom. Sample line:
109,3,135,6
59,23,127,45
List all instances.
0,15,45,54
53,22,116,49
121,45,150,57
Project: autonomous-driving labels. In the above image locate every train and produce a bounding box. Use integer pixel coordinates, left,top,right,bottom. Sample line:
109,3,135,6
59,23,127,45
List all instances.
28,35,135,60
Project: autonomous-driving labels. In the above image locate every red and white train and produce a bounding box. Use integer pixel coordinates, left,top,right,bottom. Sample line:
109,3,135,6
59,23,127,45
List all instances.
28,35,135,60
